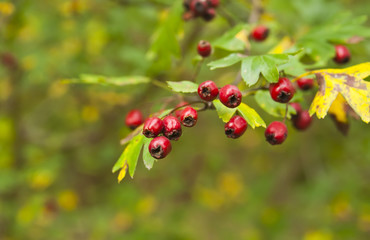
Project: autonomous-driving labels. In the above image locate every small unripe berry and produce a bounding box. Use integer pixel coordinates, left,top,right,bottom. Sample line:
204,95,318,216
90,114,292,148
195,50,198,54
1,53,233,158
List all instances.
297,78,314,91
219,85,242,108
269,77,295,103
125,109,143,130
225,115,247,139
198,80,219,101
142,117,164,138
251,25,270,41
265,121,288,145
292,110,312,130
202,7,216,21
334,45,350,64
149,136,172,159
175,101,189,118
197,40,212,57
162,115,182,141
180,107,198,127
207,0,219,7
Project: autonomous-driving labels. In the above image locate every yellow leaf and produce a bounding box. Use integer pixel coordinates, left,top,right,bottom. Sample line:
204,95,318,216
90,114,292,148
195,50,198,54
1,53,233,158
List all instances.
235,29,250,50
295,62,370,123
118,164,128,183
268,36,294,54
328,94,347,123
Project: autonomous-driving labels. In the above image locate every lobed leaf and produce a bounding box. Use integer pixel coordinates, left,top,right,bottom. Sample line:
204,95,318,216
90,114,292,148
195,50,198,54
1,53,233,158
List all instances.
237,103,266,128
207,53,244,70
213,99,237,122
213,24,249,51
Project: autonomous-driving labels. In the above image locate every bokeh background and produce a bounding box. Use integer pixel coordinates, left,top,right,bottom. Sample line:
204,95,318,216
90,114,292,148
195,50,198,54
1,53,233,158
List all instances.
1,0,370,239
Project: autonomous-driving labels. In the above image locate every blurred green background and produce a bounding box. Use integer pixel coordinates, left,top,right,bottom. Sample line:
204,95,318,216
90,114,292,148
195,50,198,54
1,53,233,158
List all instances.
0,0,370,239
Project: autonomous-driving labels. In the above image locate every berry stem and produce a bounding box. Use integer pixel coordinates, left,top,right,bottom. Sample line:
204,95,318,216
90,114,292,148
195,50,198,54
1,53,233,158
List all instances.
166,101,208,117
283,103,289,123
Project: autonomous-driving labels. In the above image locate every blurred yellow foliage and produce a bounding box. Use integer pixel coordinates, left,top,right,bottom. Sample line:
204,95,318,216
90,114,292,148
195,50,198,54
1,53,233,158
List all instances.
30,170,54,190
21,55,37,71
303,230,333,240
86,20,108,56
330,196,352,220
136,195,157,216
59,0,87,17
112,212,133,232
48,81,68,98
58,190,79,211
82,105,99,122
218,172,243,199
0,78,12,101
0,1,14,16
358,213,370,232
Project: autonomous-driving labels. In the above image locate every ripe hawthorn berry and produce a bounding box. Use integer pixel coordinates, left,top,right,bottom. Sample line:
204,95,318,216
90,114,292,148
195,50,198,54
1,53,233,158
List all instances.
290,102,302,115
202,7,216,21
198,80,219,101
197,40,212,57
334,45,351,64
125,109,143,130
225,115,247,139
162,115,182,141
143,117,164,138
292,110,312,131
190,0,208,16
180,107,198,127
175,101,189,118
251,25,270,41
219,85,242,108
269,77,295,103
265,121,288,145
149,136,172,159
297,78,314,91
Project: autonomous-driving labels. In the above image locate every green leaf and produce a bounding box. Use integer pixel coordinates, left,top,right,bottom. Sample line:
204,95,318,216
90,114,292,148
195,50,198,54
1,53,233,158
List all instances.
237,103,266,128
241,53,297,86
213,24,249,51
207,53,244,70
167,81,198,93
143,138,156,170
112,134,145,179
62,74,151,86
213,99,237,122
254,91,296,118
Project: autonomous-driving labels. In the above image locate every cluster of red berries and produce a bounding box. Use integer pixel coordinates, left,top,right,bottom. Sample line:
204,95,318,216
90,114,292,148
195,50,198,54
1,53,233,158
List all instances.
183,0,219,21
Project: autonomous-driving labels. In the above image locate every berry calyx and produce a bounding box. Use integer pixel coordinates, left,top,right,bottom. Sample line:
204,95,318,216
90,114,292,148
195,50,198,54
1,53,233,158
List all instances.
149,136,172,159
197,40,212,58
162,115,182,141
292,110,312,131
334,45,351,64
219,84,242,108
265,121,288,145
180,107,198,127
125,109,144,130
198,80,219,101
269,77,295,103
297,78,314,91
251,25,270,42
142,117,164,138
225,115,247,139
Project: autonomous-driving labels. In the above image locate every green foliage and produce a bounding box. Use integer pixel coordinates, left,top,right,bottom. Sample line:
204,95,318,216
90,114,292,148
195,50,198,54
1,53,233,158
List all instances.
167,81,198,93
255,91,297,118
62,74,151,86
213,99,237,122
213,24,250,51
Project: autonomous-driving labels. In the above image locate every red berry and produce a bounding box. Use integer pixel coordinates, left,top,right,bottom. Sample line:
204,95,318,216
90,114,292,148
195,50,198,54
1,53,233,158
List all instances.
251,25,270,42
269,77,295,103
175,101,189,118
265,121,288,145
207,0,219,7
162,116,182,141
197,40,212,57
334,45,350,64
290,102,302,116
198,81,219,101
202,7,216,21
190,0,208,16
292,110,312,131
142,117,164,138
125,109,144,130
219,85,242,108
149,136,172,159
180,107,198,127
225,115,247,139
297,78,314,91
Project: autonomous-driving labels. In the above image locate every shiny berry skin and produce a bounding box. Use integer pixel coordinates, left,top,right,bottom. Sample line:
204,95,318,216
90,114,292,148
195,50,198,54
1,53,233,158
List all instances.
251,25,270,41
180,107,198,127
265,121,288,145
162,116,182,141
198,81,219,101
269,77,295,103
125,109,144,130
297,78,314,91
334,45,350,64
219,85,242,108
202,7,216,21
225,115,247,139
292,110,312,131
197,40,212,57
142,117,164,138
207,0,219,7
290,102,302,116
190,0,208,16
148,136,172,159
175,101,189,118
